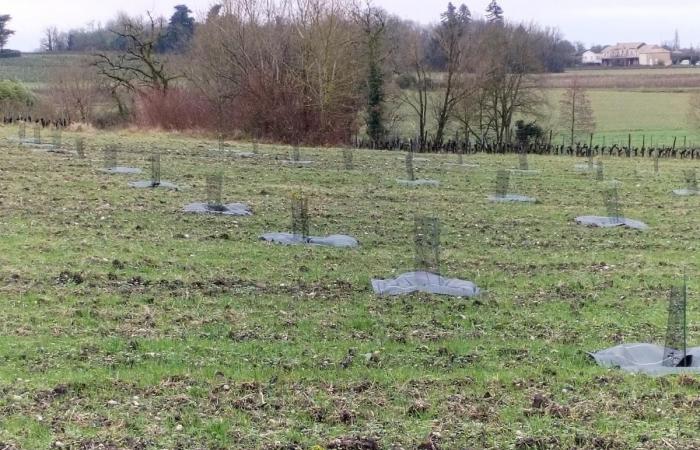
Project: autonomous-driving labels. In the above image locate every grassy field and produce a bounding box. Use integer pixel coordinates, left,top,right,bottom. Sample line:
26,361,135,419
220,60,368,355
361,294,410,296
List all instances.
0,53,83,89
535,68,700,146
397,88,700,147
393,67,700,145
1,124,700,448
543,89,700,147
541,67,700,90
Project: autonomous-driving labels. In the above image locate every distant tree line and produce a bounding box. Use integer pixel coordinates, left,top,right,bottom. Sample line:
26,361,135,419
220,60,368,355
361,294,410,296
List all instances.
41,3,578,73
40,5,195,53
18,1,596,146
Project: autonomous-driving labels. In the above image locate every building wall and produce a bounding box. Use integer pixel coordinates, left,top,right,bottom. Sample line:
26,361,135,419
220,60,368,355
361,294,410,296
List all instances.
582,52,602,64
602,49,640,59
601,44,644,66
602,57,639,67
639,52,672,66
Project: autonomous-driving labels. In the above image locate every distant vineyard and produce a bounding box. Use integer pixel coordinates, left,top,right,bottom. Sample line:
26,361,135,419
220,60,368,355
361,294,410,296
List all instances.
540,67,700,90
0,53,82,86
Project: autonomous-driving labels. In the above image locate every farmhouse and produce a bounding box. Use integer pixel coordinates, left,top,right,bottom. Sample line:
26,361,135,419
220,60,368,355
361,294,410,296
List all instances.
601,43,644,66
638,45,673,66
582,50,602,65
601,42,672,67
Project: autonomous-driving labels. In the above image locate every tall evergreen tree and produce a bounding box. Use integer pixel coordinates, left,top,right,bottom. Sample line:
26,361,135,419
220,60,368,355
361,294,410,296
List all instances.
0,15,15,51
366,59,385,142
486,1,504,24
360,6,387,143
158,5,195,53
441,3,471,29
206,4,223,23
458,4,470,21
440,2,457,24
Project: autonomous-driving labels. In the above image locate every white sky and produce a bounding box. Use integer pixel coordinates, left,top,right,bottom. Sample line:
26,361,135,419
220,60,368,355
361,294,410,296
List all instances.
3,0,698,52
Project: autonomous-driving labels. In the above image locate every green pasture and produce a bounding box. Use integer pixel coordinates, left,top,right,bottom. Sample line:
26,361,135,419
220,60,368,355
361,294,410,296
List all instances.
0,125,700,448
544,89,700,147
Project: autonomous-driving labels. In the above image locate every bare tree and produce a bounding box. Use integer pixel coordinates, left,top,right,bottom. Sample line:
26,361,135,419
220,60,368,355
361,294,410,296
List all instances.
41,27,61,52
398,27,430,149
453,78,488,146
559,77,595,146
291,0,364,138
188,0,363,143
432,3,470,147
93,13,179,94
473,23,544,145
186,4,240,135
49,58,105,122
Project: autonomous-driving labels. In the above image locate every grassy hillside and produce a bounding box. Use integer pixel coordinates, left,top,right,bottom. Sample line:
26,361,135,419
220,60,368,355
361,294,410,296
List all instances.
0,125,699,448
0,53,83,88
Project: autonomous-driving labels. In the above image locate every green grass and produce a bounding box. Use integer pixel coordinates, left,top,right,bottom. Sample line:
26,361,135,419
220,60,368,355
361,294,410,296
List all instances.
542,68,700,145
1,125,700,448
394,87,700,146
544,89,700,146
392,87,700,147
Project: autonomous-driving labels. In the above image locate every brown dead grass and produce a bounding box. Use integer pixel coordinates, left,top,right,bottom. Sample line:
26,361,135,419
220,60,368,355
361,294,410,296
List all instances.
539,68,700,90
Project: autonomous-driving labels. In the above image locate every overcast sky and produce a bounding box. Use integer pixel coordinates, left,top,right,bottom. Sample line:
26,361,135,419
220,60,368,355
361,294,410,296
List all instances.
3,0,698,52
